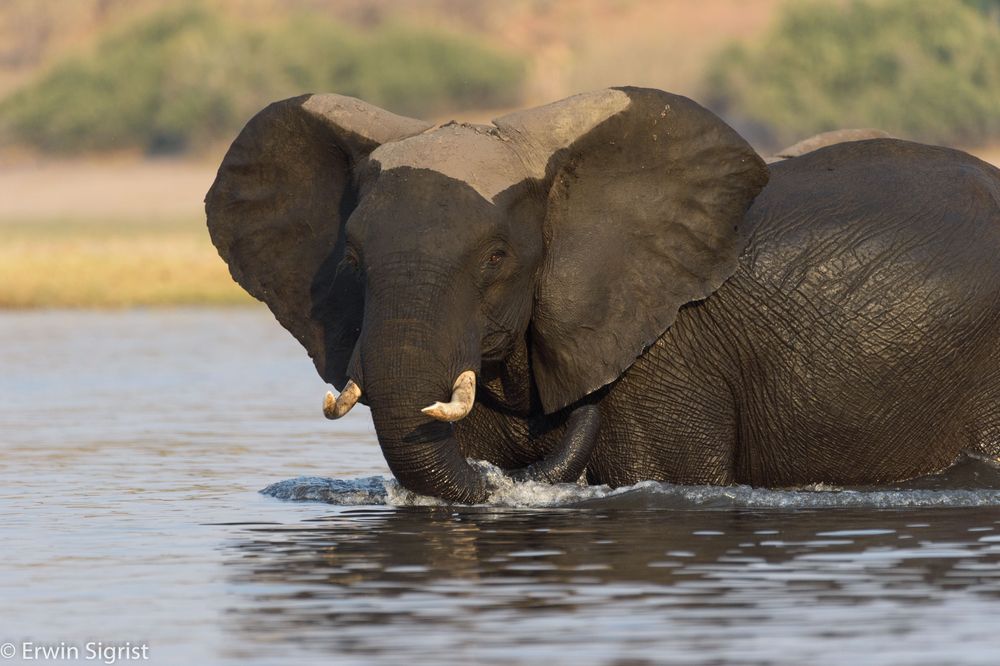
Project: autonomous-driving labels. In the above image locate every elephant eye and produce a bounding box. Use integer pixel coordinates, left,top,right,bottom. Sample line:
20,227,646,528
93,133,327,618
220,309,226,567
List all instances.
343,247,361,270
485,249,506,268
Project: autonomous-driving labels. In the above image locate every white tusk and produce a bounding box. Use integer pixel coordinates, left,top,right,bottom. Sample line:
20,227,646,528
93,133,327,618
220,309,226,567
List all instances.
324,380,361,420
421,370,476,422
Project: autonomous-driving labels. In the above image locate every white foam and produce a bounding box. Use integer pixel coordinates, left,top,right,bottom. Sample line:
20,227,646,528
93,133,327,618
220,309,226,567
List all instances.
384,461,617,507
261,459,1000,509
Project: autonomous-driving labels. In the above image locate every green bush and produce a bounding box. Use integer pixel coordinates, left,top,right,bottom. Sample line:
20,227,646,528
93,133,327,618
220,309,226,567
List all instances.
0,5,525,154
963,0,1000,21
705,0,1000,148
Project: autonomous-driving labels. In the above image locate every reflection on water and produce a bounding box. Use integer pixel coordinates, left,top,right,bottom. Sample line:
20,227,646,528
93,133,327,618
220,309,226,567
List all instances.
3,309,1000,665
224,506,1000,665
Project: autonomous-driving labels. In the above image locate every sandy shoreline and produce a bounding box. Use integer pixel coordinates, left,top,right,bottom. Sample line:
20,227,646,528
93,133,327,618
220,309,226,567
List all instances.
1,144,996,308
2,144,997,223
0,158,220,223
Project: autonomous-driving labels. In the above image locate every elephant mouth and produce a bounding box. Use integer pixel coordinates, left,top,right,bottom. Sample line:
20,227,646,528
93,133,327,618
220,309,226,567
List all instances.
481,330,514,360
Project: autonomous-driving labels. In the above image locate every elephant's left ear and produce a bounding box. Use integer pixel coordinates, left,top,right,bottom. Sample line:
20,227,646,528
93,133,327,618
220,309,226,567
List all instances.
496,87,768,413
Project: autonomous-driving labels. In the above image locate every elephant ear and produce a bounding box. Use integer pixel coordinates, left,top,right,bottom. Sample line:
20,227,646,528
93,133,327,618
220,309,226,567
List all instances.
496,87,768,413
206,94,432,388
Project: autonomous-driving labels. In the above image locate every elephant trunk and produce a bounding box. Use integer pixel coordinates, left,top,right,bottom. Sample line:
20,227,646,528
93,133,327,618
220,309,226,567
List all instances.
369,399,488,503
358,303,488,504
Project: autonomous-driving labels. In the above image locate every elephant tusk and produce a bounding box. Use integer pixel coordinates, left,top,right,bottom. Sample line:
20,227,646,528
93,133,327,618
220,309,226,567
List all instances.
421,370,476,422
324,380,362,419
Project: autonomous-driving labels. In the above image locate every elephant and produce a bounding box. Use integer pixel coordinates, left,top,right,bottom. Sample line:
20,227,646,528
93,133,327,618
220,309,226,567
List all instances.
206,86,1000,503
765,128,893,163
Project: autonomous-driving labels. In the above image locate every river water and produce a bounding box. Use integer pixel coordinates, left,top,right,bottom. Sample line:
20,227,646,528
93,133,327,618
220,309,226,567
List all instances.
2,309,1000,665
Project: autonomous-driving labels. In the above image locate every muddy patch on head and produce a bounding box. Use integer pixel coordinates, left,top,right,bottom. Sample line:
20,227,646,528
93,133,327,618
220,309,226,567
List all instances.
370,125,523,202
368,89,632,202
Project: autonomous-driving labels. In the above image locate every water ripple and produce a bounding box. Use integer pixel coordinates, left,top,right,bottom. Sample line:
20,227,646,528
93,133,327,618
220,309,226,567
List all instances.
262,458,1000,509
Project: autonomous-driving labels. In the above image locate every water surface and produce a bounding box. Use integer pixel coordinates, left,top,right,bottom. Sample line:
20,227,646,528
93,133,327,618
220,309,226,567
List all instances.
2,309,1000,665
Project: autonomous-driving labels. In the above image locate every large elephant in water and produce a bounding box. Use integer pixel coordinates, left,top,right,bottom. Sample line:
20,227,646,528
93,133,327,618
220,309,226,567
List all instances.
206,87,1000,503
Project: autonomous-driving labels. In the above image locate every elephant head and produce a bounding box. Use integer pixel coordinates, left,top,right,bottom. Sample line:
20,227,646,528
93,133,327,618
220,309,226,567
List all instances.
206,87,768,503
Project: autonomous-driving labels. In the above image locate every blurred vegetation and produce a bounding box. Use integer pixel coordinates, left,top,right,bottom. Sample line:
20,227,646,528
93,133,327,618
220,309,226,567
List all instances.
0,5,525,154
706,0,1000,148
963,0,1000,20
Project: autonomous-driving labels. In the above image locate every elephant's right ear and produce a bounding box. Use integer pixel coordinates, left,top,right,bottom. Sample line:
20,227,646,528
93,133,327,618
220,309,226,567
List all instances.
206,94,432,388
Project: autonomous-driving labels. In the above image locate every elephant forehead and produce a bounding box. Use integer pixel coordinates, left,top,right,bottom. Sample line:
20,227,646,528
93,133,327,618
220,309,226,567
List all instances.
350,167,507,256
369,126,526,202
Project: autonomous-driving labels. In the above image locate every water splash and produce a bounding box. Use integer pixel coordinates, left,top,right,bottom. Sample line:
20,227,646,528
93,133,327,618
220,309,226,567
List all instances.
261,455,1000,509
261,475,389,505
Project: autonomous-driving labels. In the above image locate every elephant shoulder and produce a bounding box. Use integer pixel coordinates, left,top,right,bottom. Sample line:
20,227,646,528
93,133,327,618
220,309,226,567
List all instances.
736,139,1000,306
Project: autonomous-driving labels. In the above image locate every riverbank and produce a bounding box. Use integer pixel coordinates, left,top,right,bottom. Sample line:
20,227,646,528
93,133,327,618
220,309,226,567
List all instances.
2,146,998,308
0,216,250,308
0,157,248,308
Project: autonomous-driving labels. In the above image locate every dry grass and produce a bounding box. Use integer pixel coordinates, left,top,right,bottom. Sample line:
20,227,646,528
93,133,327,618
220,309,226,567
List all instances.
0,218,250,308
0,158,249,308
2,140,998,309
